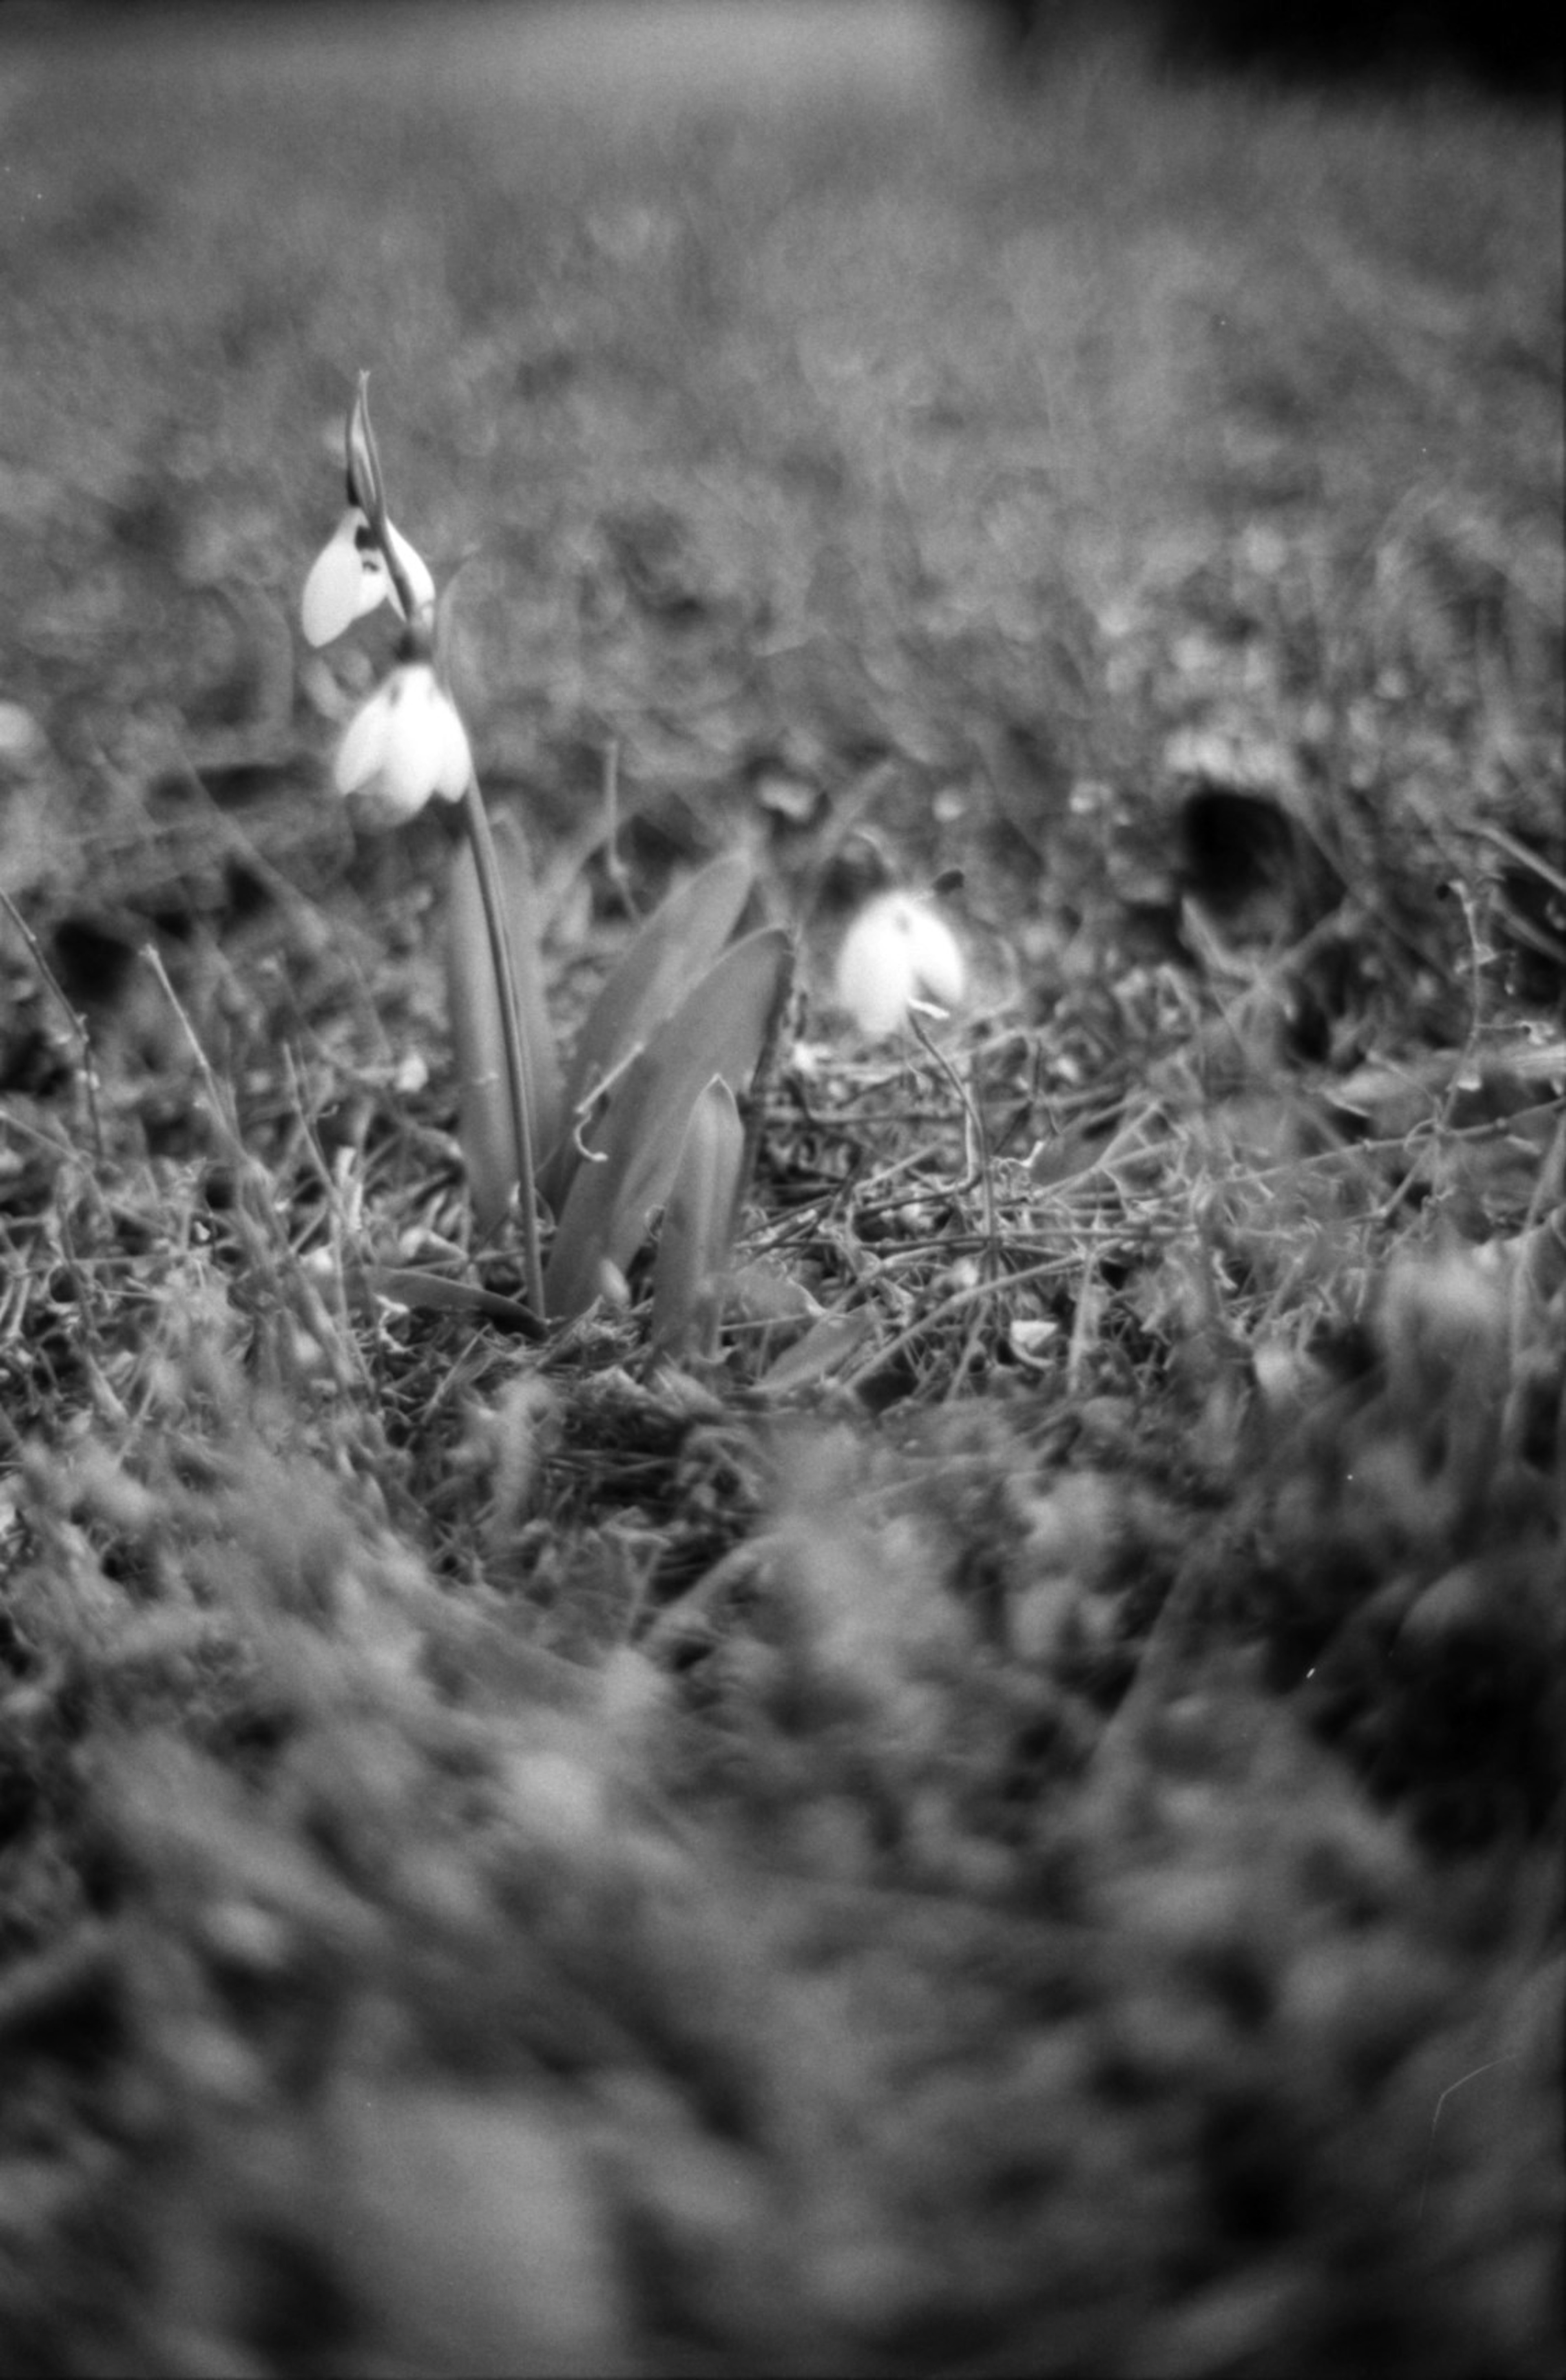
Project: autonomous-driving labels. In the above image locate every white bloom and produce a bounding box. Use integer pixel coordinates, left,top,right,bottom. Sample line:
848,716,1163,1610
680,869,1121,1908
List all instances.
301,507,436,648
834,891,967,1037
334,663,472,821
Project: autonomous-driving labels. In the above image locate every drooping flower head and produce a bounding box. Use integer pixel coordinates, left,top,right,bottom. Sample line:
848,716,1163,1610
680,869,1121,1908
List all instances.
334,660,472,823
301,377,472,820
834,890,967,1037
301,508,436,648
301,376,435,649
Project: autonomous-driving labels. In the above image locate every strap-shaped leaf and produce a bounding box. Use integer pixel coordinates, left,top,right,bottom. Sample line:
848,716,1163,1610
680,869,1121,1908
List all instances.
650,1075,745,1358
357,1265,544,1338
541,851,754,1214
756,1308,874,1393
545,926,792,1320
447,816,563,1237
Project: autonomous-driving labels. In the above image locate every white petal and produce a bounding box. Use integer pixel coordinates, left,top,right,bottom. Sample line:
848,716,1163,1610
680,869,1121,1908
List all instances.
834,893,965,1036
330,666,471,821
374,669,443,820
384,520,437,619
427,687,473,801
333,679,395,796
301,510,391,647
835,896,918,1036
905,901,967,1012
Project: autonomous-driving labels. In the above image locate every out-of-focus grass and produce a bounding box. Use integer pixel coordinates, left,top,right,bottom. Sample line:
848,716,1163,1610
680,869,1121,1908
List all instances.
0,10,1561,2376
1,6,1557,832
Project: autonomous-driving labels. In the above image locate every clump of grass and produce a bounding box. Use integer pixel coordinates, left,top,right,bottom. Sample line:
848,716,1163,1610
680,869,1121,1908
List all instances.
1235,1236,1566,1855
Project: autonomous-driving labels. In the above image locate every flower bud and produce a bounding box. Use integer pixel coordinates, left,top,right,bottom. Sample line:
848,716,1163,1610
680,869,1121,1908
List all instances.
346,372,384,518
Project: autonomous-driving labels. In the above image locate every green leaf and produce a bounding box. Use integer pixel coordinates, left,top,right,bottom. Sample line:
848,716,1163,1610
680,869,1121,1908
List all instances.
545,926,792,1320
447,816,563,1238
650,1075,745,1358
358,1265,544,1338
756,1308,875,1394
541,851,754,1214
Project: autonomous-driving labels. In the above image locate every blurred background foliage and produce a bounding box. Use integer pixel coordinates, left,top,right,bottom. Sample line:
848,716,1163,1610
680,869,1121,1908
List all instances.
9,0,1563,95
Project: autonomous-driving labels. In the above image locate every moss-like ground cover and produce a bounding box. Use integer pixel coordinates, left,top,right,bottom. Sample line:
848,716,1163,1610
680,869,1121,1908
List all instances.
0,7,1560,2372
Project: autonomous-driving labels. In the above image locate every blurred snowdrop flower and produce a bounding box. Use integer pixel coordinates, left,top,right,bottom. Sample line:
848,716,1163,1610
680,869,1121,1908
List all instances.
334,661,472,821
834,890,966,1037
301,507,436,648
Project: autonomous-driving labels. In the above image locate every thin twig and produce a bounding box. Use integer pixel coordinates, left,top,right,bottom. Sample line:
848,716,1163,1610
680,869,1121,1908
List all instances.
1416,2057,1522,2222
141,942,245,1161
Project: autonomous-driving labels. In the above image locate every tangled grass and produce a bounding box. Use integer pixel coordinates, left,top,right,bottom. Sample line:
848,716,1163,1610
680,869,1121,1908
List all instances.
0,8,1561,2373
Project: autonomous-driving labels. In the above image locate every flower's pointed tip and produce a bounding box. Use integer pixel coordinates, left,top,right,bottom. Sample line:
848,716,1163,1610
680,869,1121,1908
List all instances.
346,374,382,517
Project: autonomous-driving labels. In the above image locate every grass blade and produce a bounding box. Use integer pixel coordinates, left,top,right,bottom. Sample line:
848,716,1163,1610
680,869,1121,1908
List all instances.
447,816,562,1239
650,1075,745,1358
489,810,564,1168
756,1307,876,1394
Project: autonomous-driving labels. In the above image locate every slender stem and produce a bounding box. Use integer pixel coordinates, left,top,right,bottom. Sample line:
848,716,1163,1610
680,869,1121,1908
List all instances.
461,776,545,1318
346,384,542,1309
733,936,795,1237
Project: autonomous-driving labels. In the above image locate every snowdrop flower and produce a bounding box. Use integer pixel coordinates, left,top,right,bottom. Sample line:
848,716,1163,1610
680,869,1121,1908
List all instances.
301,507,436,649
334,661,472,821
302,375,435,647
834,891,967,1037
